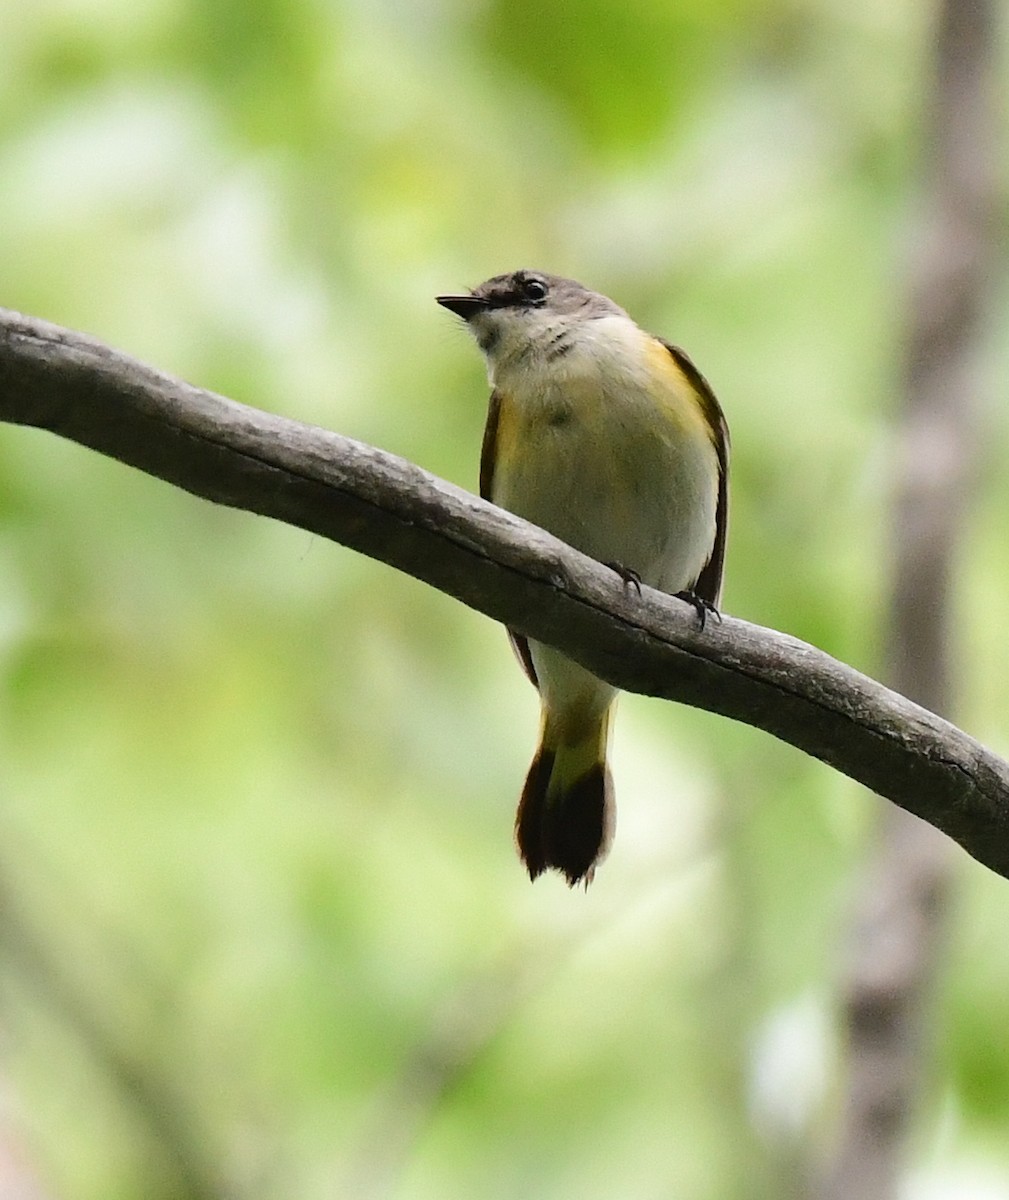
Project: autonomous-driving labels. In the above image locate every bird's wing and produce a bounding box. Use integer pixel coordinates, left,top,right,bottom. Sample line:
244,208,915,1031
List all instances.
660,340,730,607
481,389,539,687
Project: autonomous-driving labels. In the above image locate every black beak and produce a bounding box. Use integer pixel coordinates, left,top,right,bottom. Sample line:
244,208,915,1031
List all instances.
436,294,490,320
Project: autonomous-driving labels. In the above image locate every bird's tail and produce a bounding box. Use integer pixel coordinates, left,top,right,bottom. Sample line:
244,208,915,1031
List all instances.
515,704,615,886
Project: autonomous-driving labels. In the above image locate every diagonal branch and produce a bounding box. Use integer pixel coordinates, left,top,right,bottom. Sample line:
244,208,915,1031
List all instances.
1,308,1008,878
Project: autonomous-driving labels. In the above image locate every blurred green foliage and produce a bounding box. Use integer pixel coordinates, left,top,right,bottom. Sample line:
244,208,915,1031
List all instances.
0,0,1007,1197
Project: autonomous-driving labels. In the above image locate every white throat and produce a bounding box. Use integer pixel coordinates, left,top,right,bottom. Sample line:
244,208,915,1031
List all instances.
477,310,650,395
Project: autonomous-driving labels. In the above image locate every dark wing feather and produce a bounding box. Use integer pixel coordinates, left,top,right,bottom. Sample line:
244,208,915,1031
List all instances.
659,341,730,607
481,389,539,688
479,389,501,500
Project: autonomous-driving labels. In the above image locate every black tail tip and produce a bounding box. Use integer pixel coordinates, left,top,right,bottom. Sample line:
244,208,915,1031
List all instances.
515,753,613,887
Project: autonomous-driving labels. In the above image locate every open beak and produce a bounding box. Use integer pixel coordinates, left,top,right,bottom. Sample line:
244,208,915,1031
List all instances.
436,294,490,320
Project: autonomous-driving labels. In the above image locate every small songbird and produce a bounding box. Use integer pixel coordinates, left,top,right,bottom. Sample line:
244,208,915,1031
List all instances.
437,270,729,886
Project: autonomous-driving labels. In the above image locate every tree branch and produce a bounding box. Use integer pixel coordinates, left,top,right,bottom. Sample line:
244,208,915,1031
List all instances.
1,308,1008,878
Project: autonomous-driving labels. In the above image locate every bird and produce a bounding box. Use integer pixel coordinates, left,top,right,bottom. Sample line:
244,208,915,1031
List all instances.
437,269,729,885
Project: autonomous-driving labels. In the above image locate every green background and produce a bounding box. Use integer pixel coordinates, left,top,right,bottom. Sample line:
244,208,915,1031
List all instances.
0,0,1007,1196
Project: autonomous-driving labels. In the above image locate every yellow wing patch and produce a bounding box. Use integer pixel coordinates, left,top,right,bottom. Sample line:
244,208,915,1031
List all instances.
642,336,719,445
653,336,730,606
480,388,523,502
488,391,523,498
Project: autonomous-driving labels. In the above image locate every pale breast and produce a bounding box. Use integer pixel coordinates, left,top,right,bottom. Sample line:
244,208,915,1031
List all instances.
491,331,719,595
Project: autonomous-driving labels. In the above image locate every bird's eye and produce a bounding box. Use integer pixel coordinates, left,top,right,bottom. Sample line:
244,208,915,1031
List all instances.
522,277,548,303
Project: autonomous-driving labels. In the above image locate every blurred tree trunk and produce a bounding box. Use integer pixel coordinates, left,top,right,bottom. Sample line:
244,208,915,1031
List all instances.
820,0,996,1195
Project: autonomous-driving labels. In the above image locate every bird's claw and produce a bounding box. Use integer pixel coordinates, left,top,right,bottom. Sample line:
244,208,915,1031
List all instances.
607,562,642,595
674,589,721,631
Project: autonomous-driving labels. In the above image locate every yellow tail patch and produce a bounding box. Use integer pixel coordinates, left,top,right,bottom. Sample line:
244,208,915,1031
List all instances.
515,706,615,886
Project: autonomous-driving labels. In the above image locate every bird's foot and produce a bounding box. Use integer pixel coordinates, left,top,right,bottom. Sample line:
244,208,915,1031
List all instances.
674,589,721,631
606,562,642,595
